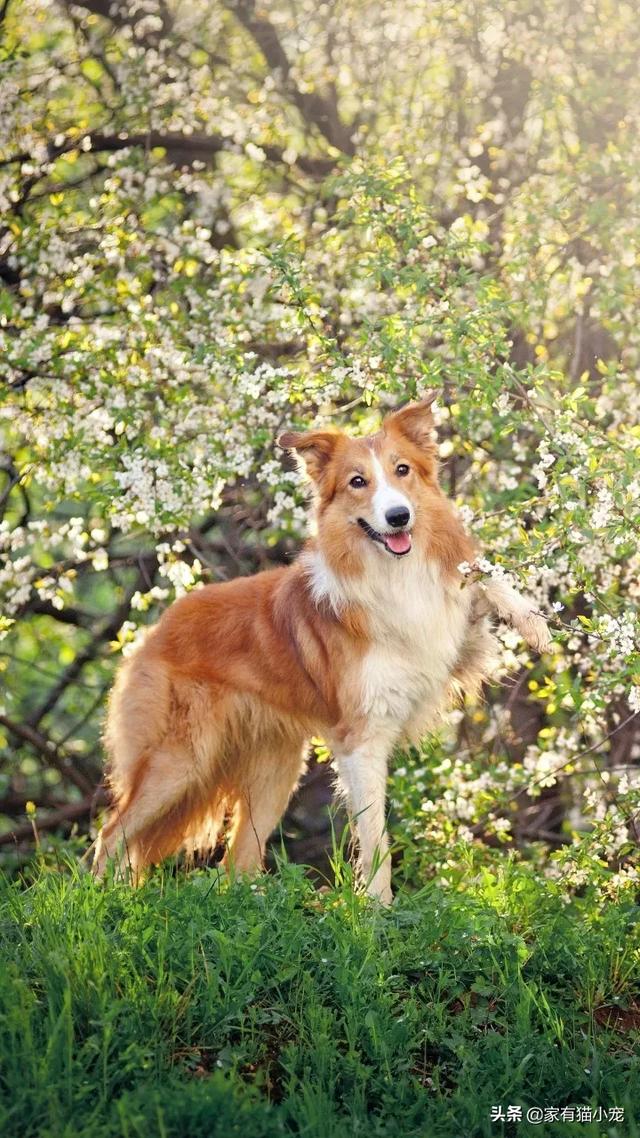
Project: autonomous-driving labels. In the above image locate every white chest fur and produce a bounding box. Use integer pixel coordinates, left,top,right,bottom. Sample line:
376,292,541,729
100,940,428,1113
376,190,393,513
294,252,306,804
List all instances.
358,557,469,728
304,549,471,732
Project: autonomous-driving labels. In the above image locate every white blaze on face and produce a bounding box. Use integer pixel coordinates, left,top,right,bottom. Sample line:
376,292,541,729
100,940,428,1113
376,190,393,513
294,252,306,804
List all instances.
370,455,414,533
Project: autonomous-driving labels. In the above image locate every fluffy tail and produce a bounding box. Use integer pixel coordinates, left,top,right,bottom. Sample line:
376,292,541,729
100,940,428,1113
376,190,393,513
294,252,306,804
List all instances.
102,649,171,806
478,577,551,654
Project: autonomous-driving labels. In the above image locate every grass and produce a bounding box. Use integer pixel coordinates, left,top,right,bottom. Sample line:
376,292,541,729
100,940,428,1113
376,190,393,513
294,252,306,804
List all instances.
0,852,638,1138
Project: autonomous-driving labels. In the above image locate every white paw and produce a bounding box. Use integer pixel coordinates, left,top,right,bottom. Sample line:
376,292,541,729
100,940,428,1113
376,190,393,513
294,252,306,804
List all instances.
366,876,393,906
519,612,552,654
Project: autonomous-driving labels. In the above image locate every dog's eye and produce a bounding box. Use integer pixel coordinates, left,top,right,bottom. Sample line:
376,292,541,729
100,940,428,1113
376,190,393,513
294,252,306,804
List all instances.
349,475,367,489
396,463,410,477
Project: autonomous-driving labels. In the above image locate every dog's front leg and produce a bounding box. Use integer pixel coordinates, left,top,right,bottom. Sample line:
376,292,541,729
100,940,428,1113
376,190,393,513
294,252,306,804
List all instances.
334,739,392,905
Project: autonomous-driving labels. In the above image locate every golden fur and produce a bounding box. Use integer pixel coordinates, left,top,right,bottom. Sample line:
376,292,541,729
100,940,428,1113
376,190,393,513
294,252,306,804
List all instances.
93,397,549,900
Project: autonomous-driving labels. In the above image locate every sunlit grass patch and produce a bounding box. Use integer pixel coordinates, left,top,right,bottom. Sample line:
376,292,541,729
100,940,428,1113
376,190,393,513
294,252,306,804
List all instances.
0,854,638,1137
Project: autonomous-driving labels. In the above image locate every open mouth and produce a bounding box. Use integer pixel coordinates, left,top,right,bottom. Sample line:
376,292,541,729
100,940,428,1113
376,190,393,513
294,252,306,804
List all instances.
357,518,412,557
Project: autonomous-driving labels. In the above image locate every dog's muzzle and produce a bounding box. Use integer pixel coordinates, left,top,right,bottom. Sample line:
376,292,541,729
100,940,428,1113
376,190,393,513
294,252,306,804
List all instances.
357,518,412,556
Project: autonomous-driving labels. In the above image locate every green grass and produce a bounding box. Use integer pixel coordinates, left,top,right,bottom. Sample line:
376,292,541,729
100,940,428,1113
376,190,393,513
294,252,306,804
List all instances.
0,854,638,1138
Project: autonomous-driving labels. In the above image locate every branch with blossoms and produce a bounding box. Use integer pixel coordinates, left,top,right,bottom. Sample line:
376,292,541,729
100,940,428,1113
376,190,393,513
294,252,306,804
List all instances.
2,131,336,180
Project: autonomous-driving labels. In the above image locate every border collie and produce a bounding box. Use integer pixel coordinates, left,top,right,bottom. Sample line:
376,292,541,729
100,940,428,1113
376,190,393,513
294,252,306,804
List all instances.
93,396,549,902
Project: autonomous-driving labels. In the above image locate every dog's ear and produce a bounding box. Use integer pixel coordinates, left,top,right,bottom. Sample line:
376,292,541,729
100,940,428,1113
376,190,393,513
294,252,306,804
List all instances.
383,393,437,452
278,429,340,483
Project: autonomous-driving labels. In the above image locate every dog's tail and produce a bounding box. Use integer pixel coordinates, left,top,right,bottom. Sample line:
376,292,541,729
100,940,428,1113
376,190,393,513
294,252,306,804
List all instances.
103,643,171,806
478,576,551,654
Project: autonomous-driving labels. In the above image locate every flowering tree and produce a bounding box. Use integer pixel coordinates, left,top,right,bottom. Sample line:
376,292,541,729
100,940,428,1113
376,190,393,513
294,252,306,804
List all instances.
1,0,639,891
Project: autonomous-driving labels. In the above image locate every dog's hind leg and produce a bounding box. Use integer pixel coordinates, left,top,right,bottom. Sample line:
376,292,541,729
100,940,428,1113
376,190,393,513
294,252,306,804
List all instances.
225,744,307,875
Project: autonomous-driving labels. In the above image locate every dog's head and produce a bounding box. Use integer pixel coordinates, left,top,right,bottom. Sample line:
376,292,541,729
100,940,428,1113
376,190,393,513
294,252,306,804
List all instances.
279,395,447,565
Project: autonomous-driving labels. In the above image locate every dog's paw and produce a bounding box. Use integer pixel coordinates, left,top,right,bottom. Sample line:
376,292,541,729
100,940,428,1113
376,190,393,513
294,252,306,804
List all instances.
366,883,393,907
517,611,552,654
479,578,552,654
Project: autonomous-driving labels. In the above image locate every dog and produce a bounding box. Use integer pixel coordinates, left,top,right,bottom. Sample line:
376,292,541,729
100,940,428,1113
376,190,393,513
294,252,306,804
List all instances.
93,395,549,902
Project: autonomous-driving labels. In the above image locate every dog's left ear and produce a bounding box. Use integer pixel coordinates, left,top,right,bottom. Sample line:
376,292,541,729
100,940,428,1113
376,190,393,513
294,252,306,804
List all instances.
383,392,437,451
278,428,340,484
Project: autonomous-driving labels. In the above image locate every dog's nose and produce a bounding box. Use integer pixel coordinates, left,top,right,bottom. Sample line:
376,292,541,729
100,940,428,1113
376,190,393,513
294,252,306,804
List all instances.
385,506,411,529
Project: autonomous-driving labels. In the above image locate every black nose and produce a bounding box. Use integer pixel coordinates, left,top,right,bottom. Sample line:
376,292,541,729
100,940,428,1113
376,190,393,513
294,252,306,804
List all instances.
385,506,410,529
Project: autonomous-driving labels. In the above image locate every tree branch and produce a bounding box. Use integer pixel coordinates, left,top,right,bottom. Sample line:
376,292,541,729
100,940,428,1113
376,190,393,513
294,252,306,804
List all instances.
67,0,174,47
30,599,96,629
0,715,95,795
88,130,336,175
27,564,156,728
0,791,106,847
3,130,335,179
224,0,355,155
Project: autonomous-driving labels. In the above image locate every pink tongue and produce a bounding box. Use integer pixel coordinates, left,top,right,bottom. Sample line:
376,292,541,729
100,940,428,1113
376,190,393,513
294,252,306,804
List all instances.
384,531,412,555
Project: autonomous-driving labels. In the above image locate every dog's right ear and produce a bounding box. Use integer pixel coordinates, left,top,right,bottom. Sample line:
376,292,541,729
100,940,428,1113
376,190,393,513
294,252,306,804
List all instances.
383,392,438,452
278,429,340,484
